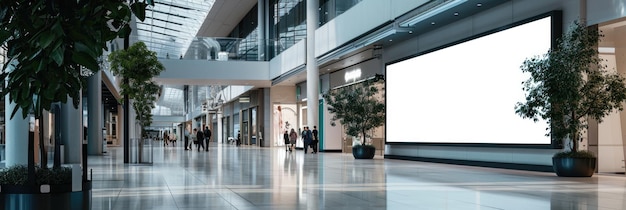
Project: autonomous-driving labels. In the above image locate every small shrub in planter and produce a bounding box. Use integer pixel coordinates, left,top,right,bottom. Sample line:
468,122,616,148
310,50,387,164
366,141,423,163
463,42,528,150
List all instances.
0,165,72,185
0,165,29,185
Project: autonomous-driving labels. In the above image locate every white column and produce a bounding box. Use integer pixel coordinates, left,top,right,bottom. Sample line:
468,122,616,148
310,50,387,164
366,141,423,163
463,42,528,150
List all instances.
217,108,223,143
192,86,198,130
87,72,103,155
5,97,29,167
306,0,320,130
61,96,82,164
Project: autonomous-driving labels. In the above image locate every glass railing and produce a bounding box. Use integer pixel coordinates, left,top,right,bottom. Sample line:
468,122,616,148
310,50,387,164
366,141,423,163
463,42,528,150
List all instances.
128,35,304,62
175,37,304,61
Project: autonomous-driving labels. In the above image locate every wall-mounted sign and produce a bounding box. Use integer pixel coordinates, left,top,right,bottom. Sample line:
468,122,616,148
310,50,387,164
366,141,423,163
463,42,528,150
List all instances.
344,68,362,82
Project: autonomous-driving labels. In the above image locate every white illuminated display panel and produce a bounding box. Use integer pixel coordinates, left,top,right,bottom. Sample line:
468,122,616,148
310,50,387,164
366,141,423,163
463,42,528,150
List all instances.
386,17,553,144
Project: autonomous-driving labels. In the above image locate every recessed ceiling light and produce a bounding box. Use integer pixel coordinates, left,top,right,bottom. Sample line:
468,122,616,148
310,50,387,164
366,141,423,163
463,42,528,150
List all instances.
454,12,459,16
431,22,436,25
477,3,482,7
389,39,393,42
408,30,413,34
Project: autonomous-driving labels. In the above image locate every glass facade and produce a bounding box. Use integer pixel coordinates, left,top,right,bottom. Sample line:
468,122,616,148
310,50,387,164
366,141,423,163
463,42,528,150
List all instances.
319,0,362,25
221,0,363,60
270,0,307,57
229,5,261,61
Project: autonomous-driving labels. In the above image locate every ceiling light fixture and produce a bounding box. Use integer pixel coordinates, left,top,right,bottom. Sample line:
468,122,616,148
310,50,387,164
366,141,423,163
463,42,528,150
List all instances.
399,0,468,27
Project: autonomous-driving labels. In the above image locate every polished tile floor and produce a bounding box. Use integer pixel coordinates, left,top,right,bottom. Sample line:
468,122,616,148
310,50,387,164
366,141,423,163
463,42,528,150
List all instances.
90,142,626,210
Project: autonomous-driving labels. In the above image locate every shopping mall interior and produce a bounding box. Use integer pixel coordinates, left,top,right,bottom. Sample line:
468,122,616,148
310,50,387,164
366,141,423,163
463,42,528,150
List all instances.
1,0,626,209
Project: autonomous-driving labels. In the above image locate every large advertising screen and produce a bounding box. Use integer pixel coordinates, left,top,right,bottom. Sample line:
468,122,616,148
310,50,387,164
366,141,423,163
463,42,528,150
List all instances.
386,14,558,145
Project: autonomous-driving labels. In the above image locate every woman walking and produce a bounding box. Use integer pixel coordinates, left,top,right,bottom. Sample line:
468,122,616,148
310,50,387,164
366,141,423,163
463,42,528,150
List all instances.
283,130,290,151
289,128,297,152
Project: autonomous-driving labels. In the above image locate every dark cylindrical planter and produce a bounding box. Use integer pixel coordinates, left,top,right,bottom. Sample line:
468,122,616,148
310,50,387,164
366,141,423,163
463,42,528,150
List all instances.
0,190,91,210
352,146,376,159
0,181,92,210
552,157,596,177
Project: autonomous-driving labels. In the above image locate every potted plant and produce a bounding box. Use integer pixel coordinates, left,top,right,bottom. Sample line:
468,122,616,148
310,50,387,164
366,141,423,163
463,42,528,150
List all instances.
515,21,626,177
108,41,165,139
323,75,385,159
0,0,150,206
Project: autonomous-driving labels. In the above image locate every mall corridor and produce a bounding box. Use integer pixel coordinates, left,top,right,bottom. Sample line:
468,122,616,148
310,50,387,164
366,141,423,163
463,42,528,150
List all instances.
88,143,626,210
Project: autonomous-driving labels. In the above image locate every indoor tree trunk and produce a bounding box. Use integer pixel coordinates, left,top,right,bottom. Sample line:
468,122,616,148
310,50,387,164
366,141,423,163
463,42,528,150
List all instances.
38,114,48,168
53,103,62,169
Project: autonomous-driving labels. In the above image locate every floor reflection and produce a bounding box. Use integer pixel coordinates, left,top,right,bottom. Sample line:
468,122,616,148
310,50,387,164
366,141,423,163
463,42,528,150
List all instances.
88,143,626,210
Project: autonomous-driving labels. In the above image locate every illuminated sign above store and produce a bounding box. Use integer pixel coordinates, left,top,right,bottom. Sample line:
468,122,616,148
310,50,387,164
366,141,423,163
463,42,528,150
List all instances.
344,69,362,82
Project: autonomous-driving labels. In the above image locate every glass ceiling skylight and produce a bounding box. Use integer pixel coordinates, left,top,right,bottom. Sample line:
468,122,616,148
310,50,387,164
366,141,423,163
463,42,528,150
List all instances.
158,85,185,115
135,0,215,58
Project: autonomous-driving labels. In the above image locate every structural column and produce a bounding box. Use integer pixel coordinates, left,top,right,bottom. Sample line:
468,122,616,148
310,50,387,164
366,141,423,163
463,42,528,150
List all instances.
61,96,83,164
192,86,198,130
614,26,626,171
87,71,103,155
217,108,223,143
306,0,319,130
4,96,29,167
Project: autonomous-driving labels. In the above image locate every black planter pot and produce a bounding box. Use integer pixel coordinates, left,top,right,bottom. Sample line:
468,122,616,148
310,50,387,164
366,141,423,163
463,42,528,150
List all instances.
552,157,596,177
0,181,92,210
0,184,71,194
352,146,376,159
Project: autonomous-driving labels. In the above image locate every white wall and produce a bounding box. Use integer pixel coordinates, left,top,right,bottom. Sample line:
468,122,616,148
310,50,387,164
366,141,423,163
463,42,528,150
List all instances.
322,100,342,151
158,59,270,84
269,40,306,79
315,0,429,57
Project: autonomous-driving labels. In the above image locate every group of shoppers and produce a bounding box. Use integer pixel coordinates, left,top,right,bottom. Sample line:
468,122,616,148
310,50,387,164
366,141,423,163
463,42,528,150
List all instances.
284,126,318,153
183,126,212,151
163,131,177,147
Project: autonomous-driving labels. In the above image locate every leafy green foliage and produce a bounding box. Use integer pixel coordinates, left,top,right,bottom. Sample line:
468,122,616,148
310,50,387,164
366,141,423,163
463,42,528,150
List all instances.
0,0,152,119
323,78,385,146
35,166,72,185
516,21,626,154
108,42,164,129
0,165,71,185
0,165,28,185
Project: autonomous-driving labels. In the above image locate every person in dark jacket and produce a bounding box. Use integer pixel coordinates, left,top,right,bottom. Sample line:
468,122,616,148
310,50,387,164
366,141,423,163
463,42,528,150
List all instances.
304,127,312,154
283,130,290,151
195,128,205,151
203,126,211,151
236,131,242,146
312,126,319,154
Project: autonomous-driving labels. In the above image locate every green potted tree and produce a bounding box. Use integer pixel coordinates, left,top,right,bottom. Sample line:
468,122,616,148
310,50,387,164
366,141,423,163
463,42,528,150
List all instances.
0,0,150,205
323,75,385,159
515,21,626,177
108,41,165,139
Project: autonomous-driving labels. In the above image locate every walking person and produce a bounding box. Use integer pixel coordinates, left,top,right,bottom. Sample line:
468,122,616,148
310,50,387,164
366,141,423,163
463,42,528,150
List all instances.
236,130,242,146
184,128,191,150
289,128,297,152
203,126,211,151
163,131,169,146
170,132,176,147
312,126,319,154
303,127,312,154
283,130,290,151
195,128,205,151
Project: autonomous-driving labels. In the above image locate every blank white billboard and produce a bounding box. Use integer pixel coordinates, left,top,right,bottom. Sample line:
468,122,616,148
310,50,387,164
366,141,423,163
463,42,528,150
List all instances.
386,16,554,144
